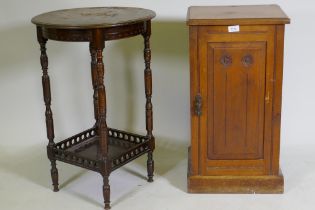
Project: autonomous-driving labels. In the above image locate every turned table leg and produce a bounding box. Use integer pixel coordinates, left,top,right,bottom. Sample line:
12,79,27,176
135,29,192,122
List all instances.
92,29,111,210
37,27,59,192
142,21,155,183
90,43,99,129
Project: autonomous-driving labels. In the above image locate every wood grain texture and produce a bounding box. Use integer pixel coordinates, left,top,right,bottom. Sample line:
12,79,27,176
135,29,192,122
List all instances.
271,25,285,175
187,5,290,25
189,26,200,176
197,25,275,176
32,7,155,29
188,150,284,193
142,21,155,182
188,174,284,194
207,42,266,161
37,27,60,192
187,5,289,193
89,43,99,129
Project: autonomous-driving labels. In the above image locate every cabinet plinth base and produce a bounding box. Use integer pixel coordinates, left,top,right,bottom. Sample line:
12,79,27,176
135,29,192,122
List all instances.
187,149,283,194
187,170,284,194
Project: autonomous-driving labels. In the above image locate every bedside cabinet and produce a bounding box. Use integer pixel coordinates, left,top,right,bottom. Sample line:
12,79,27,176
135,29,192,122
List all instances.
187,5,290,193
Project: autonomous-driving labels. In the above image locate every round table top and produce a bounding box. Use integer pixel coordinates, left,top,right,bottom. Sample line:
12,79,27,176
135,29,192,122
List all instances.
31,7,156,29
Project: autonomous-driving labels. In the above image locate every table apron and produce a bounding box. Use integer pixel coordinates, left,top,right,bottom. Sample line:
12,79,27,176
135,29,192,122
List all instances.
41,22,147,42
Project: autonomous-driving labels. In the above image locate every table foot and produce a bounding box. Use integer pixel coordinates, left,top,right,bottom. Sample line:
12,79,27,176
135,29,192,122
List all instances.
50,159,59,192
147,151,154,182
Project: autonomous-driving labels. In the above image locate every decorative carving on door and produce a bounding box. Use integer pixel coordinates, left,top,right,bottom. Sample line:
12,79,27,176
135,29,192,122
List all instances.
242,54,254,67
220,54,232,67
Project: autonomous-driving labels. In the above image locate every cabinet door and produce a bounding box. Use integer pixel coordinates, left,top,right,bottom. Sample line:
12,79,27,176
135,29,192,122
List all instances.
208,42,266,160
198,25,275,176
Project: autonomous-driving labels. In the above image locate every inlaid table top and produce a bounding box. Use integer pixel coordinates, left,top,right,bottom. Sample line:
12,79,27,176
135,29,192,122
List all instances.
31,7,156,29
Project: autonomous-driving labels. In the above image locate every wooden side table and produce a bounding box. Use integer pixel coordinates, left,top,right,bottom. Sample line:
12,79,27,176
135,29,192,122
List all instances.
187,5,290,193
32,7,155,209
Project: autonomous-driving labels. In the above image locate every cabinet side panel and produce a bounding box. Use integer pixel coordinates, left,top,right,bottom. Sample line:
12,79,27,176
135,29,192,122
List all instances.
271,25,285,175
189,26,199,175
263,26,276,174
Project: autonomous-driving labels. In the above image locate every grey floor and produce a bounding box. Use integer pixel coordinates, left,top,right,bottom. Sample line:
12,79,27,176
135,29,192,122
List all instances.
1,139,314,210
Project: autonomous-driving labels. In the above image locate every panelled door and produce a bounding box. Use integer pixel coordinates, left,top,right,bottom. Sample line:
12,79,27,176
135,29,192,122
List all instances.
198,25,276,176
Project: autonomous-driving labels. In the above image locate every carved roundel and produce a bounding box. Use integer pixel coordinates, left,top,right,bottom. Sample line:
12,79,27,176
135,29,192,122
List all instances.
242,54,254,67
220,54,232,67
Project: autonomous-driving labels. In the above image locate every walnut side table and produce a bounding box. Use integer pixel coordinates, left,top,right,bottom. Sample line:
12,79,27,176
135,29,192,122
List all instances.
187,5,290,193
32,7,155,209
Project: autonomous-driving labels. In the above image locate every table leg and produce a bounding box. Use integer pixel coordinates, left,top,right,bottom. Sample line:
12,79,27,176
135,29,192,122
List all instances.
97,45,111,209
103,173,110,210
37,27,59,192
142,21,155,183
92,29,110,209
90,43,99,129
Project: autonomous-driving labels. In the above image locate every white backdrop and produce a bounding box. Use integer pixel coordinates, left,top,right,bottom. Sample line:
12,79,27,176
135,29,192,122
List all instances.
0,0,312,148
0,1,314,209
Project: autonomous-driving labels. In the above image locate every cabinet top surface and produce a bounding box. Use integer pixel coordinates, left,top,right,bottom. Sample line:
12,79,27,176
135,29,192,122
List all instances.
31,7,156,29
187,5,290,26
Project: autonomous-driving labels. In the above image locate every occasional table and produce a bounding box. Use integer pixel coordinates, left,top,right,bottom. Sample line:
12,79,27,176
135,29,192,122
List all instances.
32,7,155,209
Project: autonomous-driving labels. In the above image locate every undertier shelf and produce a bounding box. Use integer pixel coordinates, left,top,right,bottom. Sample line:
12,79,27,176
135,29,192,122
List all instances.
53,127,150,172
